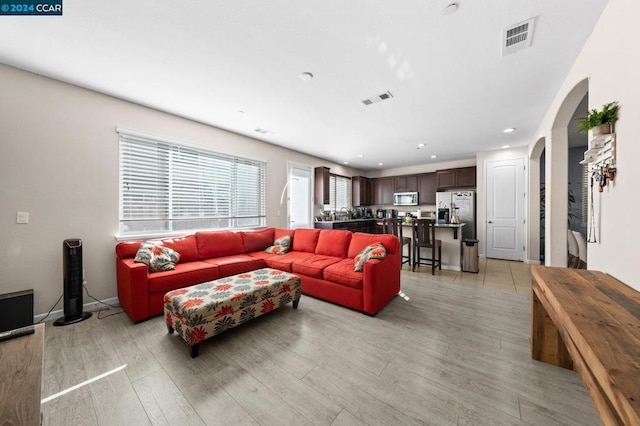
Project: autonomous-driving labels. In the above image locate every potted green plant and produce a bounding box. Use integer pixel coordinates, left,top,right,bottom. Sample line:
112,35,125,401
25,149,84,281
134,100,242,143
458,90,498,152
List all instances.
576,101,619,136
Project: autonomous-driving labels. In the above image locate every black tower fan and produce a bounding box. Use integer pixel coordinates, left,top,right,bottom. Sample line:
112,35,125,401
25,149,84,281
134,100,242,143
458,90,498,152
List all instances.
54,239,92,326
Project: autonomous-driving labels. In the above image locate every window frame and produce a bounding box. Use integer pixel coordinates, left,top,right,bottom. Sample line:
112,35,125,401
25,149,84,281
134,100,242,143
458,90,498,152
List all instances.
117,128,266,239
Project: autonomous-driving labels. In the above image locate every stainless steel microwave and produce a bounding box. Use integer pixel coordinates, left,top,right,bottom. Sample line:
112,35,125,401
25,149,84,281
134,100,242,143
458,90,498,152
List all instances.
393,192,418,206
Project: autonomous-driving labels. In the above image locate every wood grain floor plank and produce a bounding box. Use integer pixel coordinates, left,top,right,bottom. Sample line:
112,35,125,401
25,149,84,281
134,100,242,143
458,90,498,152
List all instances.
329,409,368,426
132,369,205,426
212,363,312,426
41,394,98,426
153,343,258,426
211,336,342,425
303,366,435,426
39,265,600,425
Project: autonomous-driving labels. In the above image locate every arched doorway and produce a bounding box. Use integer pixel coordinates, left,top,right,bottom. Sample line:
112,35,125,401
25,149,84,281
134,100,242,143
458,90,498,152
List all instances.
528,137,545,264
545,79,589,266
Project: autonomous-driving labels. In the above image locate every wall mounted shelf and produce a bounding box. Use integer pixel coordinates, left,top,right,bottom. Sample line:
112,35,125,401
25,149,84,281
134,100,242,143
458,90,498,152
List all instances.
579,133,616,167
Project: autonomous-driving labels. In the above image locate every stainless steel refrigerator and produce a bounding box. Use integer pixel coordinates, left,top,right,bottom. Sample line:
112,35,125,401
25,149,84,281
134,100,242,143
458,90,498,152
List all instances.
435,190,476,241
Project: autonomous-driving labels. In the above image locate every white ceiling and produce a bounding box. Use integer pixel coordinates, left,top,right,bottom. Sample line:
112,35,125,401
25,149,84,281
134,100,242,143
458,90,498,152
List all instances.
0,0,606,170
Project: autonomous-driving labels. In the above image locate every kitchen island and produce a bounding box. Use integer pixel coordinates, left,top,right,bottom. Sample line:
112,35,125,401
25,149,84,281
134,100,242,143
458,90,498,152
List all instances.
314,219,467,271
314,218,376,233
401,222,466,271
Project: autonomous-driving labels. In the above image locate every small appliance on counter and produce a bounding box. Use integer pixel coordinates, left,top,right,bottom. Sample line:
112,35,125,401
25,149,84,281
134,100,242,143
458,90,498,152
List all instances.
355,207,373,219
437,208,450,224
376,209,385,219
385,209,397,219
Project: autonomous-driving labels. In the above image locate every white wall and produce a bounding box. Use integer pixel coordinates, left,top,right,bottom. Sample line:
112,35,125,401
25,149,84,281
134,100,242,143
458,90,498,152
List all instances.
529,0,640,290
0,64,361,315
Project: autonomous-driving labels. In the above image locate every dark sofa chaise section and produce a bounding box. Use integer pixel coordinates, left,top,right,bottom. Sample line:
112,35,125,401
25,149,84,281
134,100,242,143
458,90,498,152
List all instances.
116,228,401,322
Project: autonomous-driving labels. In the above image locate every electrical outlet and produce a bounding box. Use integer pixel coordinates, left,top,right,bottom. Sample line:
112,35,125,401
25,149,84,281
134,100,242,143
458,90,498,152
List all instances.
16,212,29,224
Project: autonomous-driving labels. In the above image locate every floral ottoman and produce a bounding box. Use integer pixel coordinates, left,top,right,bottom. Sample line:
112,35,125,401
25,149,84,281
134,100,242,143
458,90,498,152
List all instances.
164,267,301,357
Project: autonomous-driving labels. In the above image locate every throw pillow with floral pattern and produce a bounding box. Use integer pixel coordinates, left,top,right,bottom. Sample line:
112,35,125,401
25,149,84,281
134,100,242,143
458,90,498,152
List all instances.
353,242,386,272
265,235,292,255
134,242,180,272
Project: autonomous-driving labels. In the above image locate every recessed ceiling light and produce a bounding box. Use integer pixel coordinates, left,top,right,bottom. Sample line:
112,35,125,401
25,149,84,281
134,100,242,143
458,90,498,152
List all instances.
417,143,426,148
358,154,364,158
300,72,314,81
431,155,438,159
443,3,458,15
502,145,510,149
503,127,516,133
343,161,349,165
378,162,384,166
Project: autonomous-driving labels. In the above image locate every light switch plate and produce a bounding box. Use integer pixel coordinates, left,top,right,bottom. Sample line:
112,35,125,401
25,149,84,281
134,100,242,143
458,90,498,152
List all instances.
16,212,29,224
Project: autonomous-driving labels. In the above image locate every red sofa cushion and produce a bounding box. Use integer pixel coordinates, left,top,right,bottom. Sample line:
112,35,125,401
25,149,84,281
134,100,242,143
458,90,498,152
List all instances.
292,228,320,253
115,236,199,263
116,241,142,259
323,258,364,289
348,233,399,258
196,231,244,259
275,228,295,241
264,251,311,272
203,254,266,277
247,251,278,261
241,228,275,253
147,261,219,293
315,229,351,258
158,235,199,263
292,254,342,279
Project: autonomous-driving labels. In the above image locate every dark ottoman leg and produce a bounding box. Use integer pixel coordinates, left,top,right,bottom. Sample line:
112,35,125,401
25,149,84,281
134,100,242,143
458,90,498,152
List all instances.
167,324,174,334
190,343,200,358
293,298,300,309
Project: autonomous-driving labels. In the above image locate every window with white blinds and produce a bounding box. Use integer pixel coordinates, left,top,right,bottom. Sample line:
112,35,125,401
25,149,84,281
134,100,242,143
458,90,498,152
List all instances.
118,130,266,236
581,164,589,227
324,174,352,211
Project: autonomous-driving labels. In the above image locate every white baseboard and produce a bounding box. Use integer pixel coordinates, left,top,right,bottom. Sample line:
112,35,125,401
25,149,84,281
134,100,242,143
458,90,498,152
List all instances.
34,297,121,323
525,259,542,265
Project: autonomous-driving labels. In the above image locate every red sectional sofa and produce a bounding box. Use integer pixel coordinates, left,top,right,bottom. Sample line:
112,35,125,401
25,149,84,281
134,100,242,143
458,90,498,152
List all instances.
116,228,401,322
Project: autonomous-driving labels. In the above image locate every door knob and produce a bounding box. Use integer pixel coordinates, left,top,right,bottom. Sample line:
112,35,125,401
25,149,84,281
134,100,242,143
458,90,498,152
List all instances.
488,221,493,223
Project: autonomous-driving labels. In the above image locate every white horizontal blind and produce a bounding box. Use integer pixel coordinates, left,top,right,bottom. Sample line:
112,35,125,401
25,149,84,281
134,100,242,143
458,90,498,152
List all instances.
335,175,351,211
119,131,266,236
324,174,352,211
581,164,589,227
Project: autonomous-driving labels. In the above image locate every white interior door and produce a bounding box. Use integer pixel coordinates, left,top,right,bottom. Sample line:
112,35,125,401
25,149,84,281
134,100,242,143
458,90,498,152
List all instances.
486,158,525,260
287,163,313,229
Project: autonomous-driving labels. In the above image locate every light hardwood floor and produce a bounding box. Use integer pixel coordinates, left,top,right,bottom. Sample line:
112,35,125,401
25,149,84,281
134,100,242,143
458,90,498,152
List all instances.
41,260,602,425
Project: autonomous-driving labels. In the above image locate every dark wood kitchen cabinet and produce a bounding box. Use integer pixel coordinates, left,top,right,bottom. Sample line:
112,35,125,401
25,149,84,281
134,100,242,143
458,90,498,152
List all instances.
315,166,330,205
393,175,418,193
372,177,394,205
352,176,372,206
418,173,437,204
436,166,476,189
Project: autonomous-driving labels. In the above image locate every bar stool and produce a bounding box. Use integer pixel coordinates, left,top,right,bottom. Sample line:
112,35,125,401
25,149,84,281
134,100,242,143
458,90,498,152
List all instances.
412,219,441,274
383,217,411,266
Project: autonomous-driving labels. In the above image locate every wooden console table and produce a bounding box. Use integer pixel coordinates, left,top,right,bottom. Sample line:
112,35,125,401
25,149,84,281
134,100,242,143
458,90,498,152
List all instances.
0,323,44,425
531,266,640,426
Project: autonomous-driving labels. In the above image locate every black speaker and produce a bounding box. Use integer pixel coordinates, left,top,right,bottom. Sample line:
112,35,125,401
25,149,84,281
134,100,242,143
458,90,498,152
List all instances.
0,289,34,332
54,239,91,326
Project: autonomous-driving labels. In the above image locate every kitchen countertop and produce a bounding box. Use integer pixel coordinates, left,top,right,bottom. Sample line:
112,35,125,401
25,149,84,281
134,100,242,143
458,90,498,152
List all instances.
315,218,376,223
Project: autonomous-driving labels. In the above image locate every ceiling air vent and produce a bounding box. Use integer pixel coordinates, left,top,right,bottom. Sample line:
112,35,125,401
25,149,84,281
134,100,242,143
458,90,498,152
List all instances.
502,18,535,56
361,91,394,106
